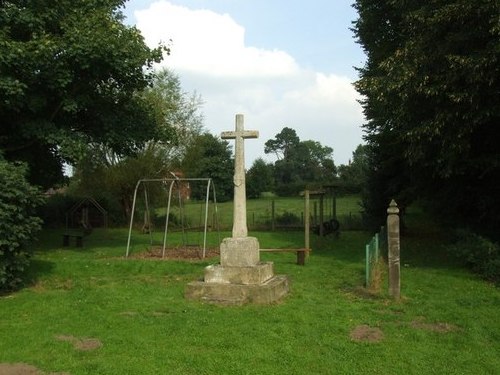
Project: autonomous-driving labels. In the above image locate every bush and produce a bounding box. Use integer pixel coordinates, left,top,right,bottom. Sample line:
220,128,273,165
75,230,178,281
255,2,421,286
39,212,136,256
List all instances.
448,229,500,283
0,159,44,292
275,211,301,226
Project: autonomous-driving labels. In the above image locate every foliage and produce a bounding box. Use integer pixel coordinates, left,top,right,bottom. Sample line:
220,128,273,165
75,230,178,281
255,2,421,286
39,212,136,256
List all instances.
69,69,204,221
264,127,337,195
246,158,275,199
70,144,172,221
448,230,500,283
353,0,500,231
274,211,301,226
0,0,168,187
0,158,44,291
264,126,300,160
181,133,233,202
142,68,204,163
337,144,368,194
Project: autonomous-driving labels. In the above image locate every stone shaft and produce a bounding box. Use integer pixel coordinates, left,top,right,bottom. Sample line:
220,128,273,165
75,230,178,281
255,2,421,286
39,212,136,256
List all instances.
221,114,258,238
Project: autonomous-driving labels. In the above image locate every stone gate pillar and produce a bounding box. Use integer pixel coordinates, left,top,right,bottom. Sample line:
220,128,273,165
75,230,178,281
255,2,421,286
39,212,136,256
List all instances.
387,199,400,299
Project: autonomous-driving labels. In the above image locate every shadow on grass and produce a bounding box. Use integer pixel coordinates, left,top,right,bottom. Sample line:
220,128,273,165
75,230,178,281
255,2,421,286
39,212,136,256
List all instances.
24,258,56,288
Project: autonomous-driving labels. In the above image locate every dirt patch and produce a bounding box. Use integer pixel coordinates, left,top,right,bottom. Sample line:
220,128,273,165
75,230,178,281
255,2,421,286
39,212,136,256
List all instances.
55,334,102,351
0,363,69,375
129,246,220,261
350,325,384,343
342,286,384,300
410,320,458,333
0,363,40,375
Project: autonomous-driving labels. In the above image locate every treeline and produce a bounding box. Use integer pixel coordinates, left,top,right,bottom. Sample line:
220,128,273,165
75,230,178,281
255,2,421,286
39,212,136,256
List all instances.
246,128,367,198
353,0,499,234
353,0,500,281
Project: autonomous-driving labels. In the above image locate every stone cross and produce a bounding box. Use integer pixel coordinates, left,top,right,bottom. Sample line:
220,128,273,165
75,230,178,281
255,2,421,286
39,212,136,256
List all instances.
221,114,258,238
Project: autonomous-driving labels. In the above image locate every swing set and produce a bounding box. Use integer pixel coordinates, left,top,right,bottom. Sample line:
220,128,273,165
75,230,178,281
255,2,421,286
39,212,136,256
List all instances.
125,177,220,259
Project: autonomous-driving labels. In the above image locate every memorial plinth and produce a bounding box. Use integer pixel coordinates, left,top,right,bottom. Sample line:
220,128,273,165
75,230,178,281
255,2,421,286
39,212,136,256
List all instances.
185,114,289,305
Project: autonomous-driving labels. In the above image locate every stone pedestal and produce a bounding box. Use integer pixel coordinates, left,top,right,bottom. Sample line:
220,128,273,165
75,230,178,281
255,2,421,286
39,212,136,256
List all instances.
185,237,289,305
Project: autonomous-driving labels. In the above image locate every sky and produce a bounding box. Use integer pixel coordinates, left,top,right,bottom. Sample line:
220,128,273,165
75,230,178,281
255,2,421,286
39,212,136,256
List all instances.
123,0,366,166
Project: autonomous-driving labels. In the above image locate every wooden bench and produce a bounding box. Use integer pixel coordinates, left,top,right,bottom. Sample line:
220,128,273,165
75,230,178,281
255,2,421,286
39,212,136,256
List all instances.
260,248,311,265
62,233,84,247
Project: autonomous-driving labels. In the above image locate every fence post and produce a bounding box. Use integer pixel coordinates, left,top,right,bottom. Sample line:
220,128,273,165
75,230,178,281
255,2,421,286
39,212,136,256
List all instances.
305,190,310,255
319,195,324,236
387,199,401,299
271,200,275,231
365,244,370,287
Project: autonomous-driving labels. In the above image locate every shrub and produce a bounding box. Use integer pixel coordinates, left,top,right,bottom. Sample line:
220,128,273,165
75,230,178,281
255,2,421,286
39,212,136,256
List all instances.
275,211,301,226
0,159,44,292
448,229,500,283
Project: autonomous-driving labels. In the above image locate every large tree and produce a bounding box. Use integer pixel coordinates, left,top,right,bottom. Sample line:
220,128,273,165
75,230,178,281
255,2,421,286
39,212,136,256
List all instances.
265,127,337,195
181,133,233,202
0,0,168,187
337,144,368,194
70,69,204,221
246,158,275,198
353,0,500,230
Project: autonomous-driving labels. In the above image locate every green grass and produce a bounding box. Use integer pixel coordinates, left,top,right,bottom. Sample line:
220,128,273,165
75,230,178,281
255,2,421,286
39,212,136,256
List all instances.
1,208,499,374
156,194,362,231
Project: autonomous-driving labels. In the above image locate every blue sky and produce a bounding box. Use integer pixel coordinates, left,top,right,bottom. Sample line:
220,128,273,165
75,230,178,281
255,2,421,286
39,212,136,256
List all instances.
123,0,366,166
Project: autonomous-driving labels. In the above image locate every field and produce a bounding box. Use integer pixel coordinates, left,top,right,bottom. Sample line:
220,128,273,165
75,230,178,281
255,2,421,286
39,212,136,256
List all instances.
0,199,499,374
153,194,362,232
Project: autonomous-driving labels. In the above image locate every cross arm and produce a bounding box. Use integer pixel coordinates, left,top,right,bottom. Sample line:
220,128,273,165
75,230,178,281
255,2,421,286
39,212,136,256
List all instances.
221,130,259,139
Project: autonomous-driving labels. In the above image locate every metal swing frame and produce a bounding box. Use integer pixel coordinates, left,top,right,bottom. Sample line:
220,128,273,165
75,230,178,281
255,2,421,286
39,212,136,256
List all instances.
125,177,219,258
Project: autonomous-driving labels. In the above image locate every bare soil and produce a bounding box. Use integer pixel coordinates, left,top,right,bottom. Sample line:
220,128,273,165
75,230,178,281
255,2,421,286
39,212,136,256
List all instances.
54,334,102,351
0,363,68,375
410,320,458,333
129,246,220,261
350,325,385,343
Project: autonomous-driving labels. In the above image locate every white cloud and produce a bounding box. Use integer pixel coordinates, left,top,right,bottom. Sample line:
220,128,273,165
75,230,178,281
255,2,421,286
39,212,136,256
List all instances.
136,1,299,77
134,1,364,165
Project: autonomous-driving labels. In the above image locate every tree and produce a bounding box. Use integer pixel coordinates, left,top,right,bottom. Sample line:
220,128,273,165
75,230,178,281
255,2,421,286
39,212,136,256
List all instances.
0,158,44,291
181,133,233,202
337,144,368,194
353,0,500,230
246,158,274,198
70,143,173,222
0,0,168,188
144,69,204,163
264,127,300,160
70,69,204,221
265,127,337,195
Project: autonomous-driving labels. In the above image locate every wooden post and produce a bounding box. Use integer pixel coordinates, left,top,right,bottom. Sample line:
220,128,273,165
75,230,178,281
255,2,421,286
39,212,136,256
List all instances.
319,195,324,236
387,199,401,299
304,190,310,257
271,200,275,231
332,189,337,219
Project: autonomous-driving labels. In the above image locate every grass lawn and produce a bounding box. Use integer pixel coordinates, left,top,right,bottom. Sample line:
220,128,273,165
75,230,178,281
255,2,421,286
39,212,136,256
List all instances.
1,207,499,374
154,195,362,231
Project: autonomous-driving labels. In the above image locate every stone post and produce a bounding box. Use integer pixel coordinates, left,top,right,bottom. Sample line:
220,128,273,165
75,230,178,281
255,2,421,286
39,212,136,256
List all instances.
387,199,400,299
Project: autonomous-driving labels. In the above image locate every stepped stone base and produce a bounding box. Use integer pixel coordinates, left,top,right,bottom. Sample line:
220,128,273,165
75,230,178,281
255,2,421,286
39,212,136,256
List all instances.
204,262,274,285
185,236,289,305
185,274,289,305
